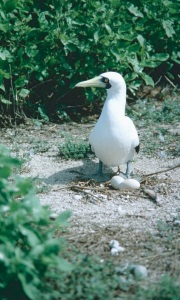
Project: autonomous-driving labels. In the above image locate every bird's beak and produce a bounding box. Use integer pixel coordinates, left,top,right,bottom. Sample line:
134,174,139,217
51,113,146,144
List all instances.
75,76,105,88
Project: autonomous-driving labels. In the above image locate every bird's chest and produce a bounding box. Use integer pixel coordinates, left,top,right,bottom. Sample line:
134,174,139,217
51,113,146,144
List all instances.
89,105,131,153
91,115,128,146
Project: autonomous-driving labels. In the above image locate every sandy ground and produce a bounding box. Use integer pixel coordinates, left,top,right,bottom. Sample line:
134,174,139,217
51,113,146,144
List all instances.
1,120,180,282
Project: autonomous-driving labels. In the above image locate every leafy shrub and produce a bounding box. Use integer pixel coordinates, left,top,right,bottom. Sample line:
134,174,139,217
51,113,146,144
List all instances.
127,98,180,124
59,137,90,159
132,275,180,300
0,0,179,124
0,145,72,300
56,254,121,300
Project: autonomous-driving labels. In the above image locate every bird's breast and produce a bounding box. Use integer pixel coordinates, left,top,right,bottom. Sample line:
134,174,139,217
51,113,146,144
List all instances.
89,109,138,166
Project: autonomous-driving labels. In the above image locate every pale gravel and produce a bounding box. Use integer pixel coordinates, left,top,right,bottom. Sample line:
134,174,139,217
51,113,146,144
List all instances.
1,122,180,236
27,150,180,234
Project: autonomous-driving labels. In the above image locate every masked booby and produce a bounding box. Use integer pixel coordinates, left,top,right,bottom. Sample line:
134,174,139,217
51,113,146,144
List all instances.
75,72,139,181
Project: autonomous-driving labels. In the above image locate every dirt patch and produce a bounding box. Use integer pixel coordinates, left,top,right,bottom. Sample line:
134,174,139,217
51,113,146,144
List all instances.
1,119,180,282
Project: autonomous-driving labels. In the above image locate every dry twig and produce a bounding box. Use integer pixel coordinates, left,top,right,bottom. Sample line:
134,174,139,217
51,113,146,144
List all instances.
143,163,180,178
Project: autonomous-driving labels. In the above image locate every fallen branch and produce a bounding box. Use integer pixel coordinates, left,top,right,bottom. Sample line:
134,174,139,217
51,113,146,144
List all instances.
144,163,180,178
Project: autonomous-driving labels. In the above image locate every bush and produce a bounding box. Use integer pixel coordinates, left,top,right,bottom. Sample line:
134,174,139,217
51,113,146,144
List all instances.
133,275,180,300
0,145,72,300
59,137,90,159
0,0,179,124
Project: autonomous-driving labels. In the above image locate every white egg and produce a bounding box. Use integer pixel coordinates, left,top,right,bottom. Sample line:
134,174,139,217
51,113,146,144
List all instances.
111,176,125,189
119,179,140,190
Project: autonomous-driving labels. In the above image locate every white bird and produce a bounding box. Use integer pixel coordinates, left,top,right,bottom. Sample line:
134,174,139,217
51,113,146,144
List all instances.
75,71,139,181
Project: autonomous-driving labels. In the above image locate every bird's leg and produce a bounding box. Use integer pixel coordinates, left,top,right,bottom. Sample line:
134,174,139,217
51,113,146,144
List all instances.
112,165,120,176
82,160,110,182
97,160,103,176
125,161,131,178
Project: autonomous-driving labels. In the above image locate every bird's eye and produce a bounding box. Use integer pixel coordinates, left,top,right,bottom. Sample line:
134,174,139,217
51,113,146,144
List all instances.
101,76,111,89
102,77,109,83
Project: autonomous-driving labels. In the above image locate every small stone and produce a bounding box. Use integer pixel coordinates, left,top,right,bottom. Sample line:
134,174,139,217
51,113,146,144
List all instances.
174,194,180,200
73,194,83,201
109,239,119,249
174,220,180,226
111,248,120,256
116,245,125,253
130,265,148,280
99,194,107,199
109,240,125,254
50,213,58,220
29,149,34,156
111,176,125,189
119,179,140,190
158,132,165,142
143,188,156,200
118,206,127,215
158,151,167,159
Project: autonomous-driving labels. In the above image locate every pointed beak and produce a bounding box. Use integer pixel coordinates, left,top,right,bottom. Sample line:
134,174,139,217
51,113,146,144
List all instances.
75,76,105,88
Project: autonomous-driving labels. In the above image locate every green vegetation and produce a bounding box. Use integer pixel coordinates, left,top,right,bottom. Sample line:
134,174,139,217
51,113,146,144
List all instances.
0,0,179,124
59,137,90,159
127,97,180,125
0,145,72,300
0,144,179,299
133,276,180,300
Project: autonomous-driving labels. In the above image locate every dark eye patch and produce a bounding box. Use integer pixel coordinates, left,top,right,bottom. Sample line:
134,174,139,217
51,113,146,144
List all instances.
101,77,111,89
102,77,109,83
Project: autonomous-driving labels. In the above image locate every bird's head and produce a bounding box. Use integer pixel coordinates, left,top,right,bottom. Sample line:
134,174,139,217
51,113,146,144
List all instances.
75,72,126,92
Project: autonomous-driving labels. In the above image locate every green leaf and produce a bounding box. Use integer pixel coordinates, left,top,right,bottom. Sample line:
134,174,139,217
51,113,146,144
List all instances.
137,34,146,47
162,20,175,38
55,210,71,226
0,24,8,32
18,88,30,99
128,4,144,18
104,24,112,34
38,106,49,121
15,177,34,195
118,23,132,32
152,53,169,61
3,0,17,13
94,31,99,43
18,273,40,300
0,69,11,79
142,74,154,87
141,61,162,68
127,43,140,53
56,257,73,272
0,155,20,166
30,244,44,258
1,98,12,104
110,49,121,62
19,226,40,247
0,83,5,92
0,50,12,61
15,76,27,88
0,166,11,178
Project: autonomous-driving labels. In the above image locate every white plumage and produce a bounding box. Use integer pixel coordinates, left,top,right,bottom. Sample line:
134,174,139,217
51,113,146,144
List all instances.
76,71,139,180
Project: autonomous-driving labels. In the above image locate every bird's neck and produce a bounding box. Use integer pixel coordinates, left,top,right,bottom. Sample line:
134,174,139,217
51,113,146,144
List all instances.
104,87,126,116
